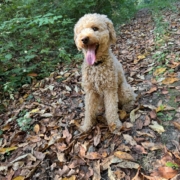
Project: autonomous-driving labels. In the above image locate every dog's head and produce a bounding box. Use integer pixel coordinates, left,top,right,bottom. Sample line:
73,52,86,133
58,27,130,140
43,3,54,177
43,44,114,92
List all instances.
74,13,116,65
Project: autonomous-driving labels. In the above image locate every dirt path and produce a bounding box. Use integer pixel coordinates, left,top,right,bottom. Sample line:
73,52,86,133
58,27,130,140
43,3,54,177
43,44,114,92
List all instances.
0,4,180,180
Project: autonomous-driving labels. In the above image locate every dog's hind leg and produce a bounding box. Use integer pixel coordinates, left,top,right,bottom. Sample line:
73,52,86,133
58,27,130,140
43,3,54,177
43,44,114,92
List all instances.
118,83,136,112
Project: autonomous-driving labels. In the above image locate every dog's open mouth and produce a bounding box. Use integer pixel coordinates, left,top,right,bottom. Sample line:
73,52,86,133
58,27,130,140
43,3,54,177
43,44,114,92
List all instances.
86,44,99,65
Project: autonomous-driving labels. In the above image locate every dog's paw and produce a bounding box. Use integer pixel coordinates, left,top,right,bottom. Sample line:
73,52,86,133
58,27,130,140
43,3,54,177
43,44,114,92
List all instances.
79,124,92,133
109,120,122,135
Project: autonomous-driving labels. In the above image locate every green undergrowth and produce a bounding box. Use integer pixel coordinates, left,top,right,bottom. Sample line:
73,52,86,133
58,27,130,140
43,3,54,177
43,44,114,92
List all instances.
138,0,179,75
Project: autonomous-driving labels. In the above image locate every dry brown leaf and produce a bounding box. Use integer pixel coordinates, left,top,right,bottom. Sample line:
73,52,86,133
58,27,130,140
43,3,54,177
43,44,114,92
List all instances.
119,110,127,120
149,121,165,134
62,175,76,180
130,106,140,123
144,115,151,126
153,68,166,76
108,167,116,180
149,110,157,119
133,145,147,154
63,128,72,144
116,160,140,169
2,124,11,131
27,135,41,142
94,126,101,146
12,176,25,180
141,142,163,151
123,134,137,146
162,77,179,85
79,144,86,157
85,152,102,160
0,147,18,154
146,86,157,94
134,55,146,64
132,167,142,180
114,151,134,161
92,161,101,180
153,167,178,179
33,124,40,134
173,121,180,130
114,169,125,179
34,151,45,160
57,152,66,162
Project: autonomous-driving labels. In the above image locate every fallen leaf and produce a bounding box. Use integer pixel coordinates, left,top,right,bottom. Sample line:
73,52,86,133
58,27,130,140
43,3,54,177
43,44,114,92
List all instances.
144,115,151,126
162,77,179,85
108,166,116,180
62,175,76,180
94,126,101,146
30,108,40,113
85,152,102,160
130,106,140,123
149,121,165,134
141,142,163,151
92,161,101,180
153,167,178,179
149,110,157,119
134,54,146,63
13,176,25,180
0,147,18,154
132,167,141,180
27,135,41,142
133,145,147,154
0,166,8,171
114,151,134,161
57,152,66,162
119,110,127,120
146,86,157,94
116,160,140,169
33,124,40,134
123,134,137,146
153,68,166,76
156,105,165,112
114,169,125,179
173,121,180,130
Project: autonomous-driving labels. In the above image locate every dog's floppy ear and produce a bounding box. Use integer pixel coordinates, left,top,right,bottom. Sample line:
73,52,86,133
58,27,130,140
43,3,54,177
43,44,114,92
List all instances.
106,18,116,45
74,24,81,51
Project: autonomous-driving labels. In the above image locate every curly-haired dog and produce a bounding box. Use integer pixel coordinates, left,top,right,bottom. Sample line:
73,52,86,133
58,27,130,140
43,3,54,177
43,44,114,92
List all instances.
74,13,136,134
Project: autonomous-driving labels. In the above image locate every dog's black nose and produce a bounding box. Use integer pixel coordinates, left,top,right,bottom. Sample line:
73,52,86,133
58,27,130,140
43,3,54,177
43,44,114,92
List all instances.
81,37,89,44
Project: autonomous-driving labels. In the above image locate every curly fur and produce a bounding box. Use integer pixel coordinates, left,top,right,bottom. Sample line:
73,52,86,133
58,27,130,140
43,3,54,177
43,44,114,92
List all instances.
74,13,136,134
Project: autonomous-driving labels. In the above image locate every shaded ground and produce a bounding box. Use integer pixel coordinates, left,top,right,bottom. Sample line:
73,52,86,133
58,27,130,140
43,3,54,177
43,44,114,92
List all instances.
0,3,180,180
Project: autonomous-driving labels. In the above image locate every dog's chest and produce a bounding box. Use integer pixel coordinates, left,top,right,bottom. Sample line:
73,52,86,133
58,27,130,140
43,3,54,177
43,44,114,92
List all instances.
82,64,117,92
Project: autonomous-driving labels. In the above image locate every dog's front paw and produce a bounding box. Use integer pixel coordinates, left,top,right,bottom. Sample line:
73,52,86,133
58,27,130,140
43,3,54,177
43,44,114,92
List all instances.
79,124,92,133
108,120,122,135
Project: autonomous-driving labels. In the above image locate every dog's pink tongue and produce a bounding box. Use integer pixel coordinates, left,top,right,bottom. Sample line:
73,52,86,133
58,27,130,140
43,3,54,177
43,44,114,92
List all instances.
86,45,96,65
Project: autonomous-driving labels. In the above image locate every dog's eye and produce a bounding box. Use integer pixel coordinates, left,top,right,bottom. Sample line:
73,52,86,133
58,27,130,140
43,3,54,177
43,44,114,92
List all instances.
92,27,99,31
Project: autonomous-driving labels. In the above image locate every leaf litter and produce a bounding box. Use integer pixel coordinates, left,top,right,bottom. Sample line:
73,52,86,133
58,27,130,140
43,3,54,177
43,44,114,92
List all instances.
0,3,180,180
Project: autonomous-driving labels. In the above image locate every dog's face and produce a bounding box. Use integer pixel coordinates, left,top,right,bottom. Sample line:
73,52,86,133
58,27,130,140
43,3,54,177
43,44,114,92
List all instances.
74,13,116,65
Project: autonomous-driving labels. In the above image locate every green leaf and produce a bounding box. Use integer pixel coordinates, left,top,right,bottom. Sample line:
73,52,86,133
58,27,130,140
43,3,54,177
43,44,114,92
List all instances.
166,161,179,169
5,54,12,60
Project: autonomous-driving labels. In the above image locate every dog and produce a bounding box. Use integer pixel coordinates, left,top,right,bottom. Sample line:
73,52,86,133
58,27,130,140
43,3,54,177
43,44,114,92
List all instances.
74,13,136,134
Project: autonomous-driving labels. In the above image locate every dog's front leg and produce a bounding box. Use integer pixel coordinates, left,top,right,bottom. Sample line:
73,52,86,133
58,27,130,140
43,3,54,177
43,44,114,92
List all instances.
104,90,122,134
79,91,99,132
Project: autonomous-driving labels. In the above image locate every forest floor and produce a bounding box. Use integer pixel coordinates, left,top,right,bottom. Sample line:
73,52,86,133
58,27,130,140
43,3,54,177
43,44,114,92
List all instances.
0,2,180,180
